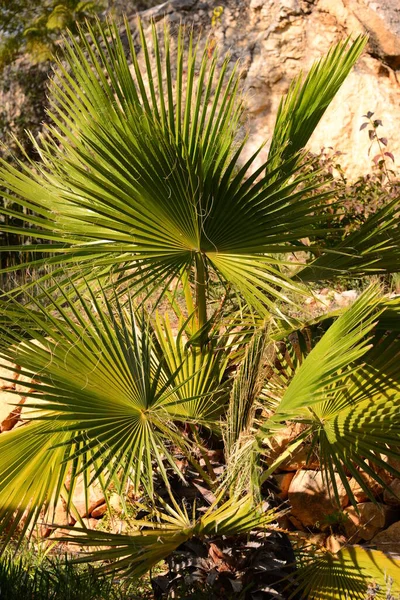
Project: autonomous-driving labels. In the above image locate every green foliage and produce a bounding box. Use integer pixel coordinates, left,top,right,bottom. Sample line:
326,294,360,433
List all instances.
0,16,400,600
0,0,105,67
0,547,154,599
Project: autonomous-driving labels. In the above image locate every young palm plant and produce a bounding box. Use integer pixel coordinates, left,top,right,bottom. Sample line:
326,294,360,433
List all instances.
1,16,400,599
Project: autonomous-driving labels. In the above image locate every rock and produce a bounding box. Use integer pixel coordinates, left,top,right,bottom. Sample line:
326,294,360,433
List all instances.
50,498,75,528
65,475,105,518
0,390,24,431
348,473,383,503
372,520,400,554
2,1,400,182
344,0,400,69
291,531,327,549
73,518,98,531
15,372,36,395
383,479,400,506
333,290,358,307
109,493,122,515
344,502,397,542
288,470,349,529
279,444,320,472
0,360,19,389
266,423,319,471
129,0,400,180
1,395,26,432
267,423,305,453
276,513,294,531
40,499,74,538
275,472,295,500
91,503,107,518
48,518,98,552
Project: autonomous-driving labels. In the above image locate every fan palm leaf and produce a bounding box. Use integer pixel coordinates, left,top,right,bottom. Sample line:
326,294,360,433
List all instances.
258,287,400,504
0,19,374,322
293,546,400,599
55,494,276,579
267,36,367,174
0,281,229,542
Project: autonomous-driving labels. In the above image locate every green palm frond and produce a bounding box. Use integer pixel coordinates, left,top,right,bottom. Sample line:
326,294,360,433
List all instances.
294,546,400,599
0,420,72,548
258,287,400,503
225,327,268,453
222,327,269,497
298,196,400,282
56,494,276,578
267,36,367,174
0,20,373,317
153,311,230,423
0,281,229,541
267,286,381,417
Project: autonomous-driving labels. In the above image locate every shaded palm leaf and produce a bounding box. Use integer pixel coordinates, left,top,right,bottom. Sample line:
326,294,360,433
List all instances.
298,196,400,282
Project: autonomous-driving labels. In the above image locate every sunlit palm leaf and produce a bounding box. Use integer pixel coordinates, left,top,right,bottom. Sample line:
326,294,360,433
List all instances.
258,287,400,503
267,36,367,174
293,546,400,599
153,312,230,423
0,21,372,316
0,282,223,542
56,494,276,578
0,420,72,548
268,286,381,416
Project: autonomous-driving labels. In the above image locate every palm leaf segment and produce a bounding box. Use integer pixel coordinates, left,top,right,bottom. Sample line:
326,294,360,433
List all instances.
0,20,367,314
56,494,276,579
0,284,228,542
259,287,400,505
294,546,400,599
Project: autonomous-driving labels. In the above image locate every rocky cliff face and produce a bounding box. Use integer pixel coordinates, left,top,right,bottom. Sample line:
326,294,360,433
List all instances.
1,0,399,178
133,0,400,178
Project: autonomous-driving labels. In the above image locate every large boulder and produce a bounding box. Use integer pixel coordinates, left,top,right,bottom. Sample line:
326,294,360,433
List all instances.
372,520,400,554
288,470,348,529
383,479,400,507
344,502,397,542
65,474,106,519
132,0,400,179
348,472,383,503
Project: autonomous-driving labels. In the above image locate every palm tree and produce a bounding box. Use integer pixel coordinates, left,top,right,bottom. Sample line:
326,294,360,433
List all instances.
0,17,400,599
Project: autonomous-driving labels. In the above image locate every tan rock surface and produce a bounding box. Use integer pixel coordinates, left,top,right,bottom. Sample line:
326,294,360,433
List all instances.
1,395,26,432
288,470,348,529
325,534,347,554
66,475,106,518
348,473,383,503
91,503,107,518
0,390,23,431
372,520,400,554
383,479,400,507
344,502,397,542
279,444,320,472
275,472,295,500
133,0,400,179
0,359,18,389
